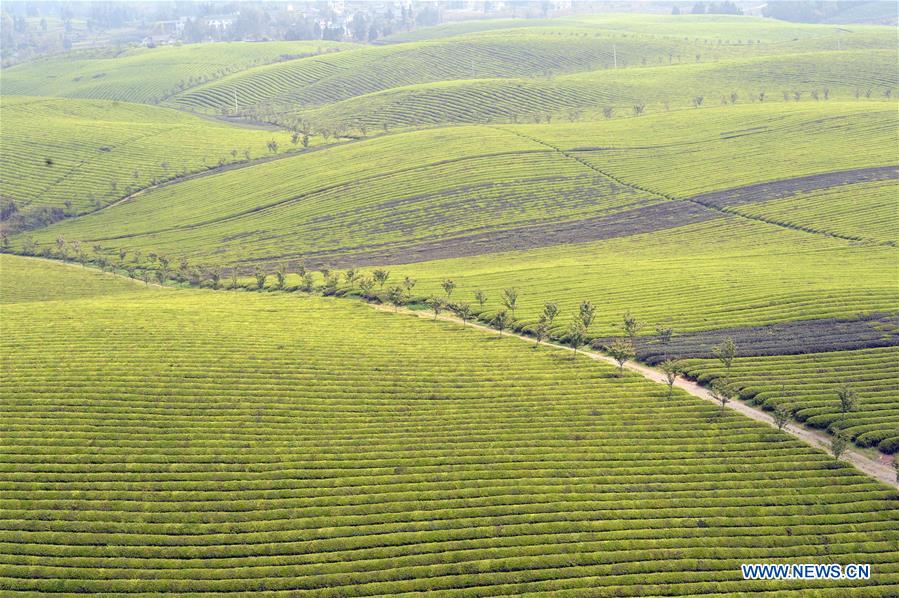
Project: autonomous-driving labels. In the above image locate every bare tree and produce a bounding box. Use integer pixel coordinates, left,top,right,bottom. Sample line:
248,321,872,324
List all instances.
606,338,635,373
426,296,443,320
836,383,858,420
622,311,642,342
501,288,519,319
373,269,390,289
692,96,704,108
55,236,67,261
578,300,596,331
534,315,550,346
632,103,646,116
386,285,404,312
344,268,359,290
207,266,222,290
540,303,558,328
602,107,614,119
656,326,673,360
275,263,287,290
660,359,680,399
564,318,587,358
830,430,849,461
709,378,733,414
714,338,737,371
254,267,267,291
474,289,487,309
441,279,456,300
773,403,791,431
358,276,374,298
492,309,511,336
455,302,472,326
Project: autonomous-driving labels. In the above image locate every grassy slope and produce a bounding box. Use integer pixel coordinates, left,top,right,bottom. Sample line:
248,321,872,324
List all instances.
731,178,899,245
0,41,353,104
24,103,897,264
0,97,303,213
168,13,897,122
296,50,897,129
395,217,898,333
0,254,154,304
1,254,896,594
516,103,896,196
167,31,724,116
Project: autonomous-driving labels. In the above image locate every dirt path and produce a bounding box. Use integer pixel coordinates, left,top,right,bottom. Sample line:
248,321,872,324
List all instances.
13,255,896,487
372,303,897,488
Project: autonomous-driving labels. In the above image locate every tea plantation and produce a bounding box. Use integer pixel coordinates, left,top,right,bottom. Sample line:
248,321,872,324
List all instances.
1,255,897,594
0,41,353,104
1,10,897,593
0,96,298,214
680,347,899,454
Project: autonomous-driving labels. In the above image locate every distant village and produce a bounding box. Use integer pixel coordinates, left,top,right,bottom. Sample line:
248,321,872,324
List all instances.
2,1,894,66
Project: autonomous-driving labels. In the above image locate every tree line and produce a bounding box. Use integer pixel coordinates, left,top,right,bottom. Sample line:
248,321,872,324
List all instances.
9,239,868,464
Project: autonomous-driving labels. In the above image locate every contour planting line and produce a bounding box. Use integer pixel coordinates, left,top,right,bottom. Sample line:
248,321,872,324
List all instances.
511,125,899,246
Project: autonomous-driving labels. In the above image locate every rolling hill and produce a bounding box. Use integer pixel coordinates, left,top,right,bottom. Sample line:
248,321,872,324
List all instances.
0,41,353,104
0,96,301,217
1,253,897,594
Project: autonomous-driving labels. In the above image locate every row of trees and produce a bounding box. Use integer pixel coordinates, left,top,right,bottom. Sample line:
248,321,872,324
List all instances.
279,85,893,135
15,243,876,469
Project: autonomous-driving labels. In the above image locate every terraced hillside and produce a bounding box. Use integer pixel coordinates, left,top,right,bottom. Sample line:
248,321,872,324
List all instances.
166,15,895,129
25,103,896,265
168,31,714,116
1,254,897,594
0,41,352,104
0,96,299,216
12,101,897,454
296,50,897,130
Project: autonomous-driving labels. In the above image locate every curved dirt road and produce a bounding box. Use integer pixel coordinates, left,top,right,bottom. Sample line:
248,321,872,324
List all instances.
373,303,897,488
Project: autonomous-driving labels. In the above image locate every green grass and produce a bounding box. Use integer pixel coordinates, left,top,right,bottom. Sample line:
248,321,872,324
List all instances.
510,103,897,197
166,16,897,123
0,96,305,213
167,32,722,116
0,254,155,304
730,177,899,245
21,103,896,266
0,41,353,104
393,217,899,335
293,50,897,130
1,254,897,594
680,348,899,453
20,125,559,255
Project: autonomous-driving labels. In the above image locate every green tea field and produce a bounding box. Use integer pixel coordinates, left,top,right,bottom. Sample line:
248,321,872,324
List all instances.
1,6,897,595
1,254,897,594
